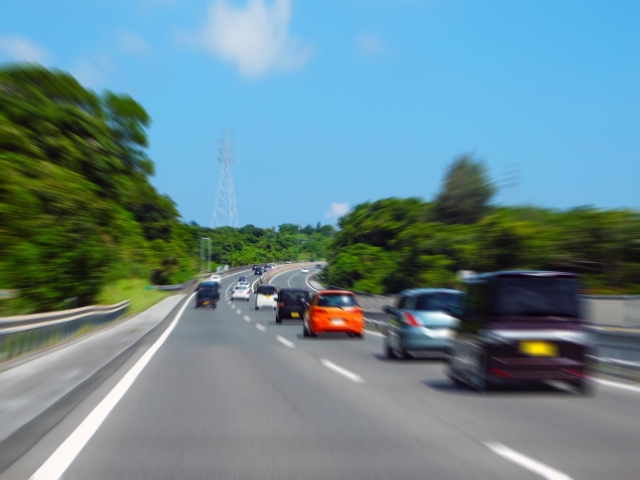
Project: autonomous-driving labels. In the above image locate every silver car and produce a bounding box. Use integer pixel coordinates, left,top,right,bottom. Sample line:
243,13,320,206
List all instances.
382,289,462,359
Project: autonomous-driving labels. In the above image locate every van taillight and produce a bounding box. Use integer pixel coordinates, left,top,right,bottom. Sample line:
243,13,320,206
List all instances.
279,303,284,308
403,312,421,327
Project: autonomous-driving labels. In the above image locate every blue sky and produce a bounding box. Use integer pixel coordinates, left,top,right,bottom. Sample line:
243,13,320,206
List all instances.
1,0,639,228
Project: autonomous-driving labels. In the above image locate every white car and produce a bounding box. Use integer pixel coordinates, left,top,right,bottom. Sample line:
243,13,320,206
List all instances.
301,267,309,273
209,274,221,284
255,285,278,310
231,285,251,301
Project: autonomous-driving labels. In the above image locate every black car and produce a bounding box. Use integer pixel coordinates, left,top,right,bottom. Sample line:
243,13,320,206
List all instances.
255,268,262,276
252,264,260,272
276,288,310,323
263,265,271,273
195,281,220,309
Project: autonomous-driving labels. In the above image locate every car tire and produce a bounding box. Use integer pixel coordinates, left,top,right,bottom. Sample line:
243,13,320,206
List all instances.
303,323,310,337
398,343,410,360
308,322,317,338
276,315,282,324
574,378,594,396
385,339,395,359
354,332,364,340
255,306,259,311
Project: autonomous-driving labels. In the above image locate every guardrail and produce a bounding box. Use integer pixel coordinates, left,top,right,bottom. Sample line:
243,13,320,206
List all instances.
0,301,130,362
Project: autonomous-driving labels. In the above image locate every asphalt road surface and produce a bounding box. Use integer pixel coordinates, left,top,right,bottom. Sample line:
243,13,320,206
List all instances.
5,268,640,479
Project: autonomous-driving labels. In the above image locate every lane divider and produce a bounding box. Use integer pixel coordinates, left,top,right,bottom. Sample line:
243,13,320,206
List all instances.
320,359,365,384
484,442,573,480
255,323,266,332
30,292,197,480
244,315,251,322
276,336,296,349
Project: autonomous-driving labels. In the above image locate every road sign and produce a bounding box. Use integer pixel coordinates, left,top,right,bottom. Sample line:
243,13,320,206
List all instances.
0,289,19,300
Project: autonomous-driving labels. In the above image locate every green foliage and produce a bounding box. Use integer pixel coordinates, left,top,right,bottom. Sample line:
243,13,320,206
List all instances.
434,154,496,224
327,197,640,295
0,65,195,312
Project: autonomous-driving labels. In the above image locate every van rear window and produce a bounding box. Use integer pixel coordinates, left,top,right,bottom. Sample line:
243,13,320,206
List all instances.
493,277,579,318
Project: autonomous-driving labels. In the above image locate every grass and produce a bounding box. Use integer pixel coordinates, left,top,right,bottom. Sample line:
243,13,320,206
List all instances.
96,278,173,318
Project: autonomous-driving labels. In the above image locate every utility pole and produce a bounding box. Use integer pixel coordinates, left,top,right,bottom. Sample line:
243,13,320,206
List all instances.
210,132,239,228
201,237,211,273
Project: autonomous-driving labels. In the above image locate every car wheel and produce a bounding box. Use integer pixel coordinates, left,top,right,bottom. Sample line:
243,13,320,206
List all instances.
303,323,310,337
354,332,364,340
308,322,317,337
255,306,259,310
384,339,395,359
573,378,594,396
276,315,282,324
444,359,463,386
473,358,493,393
398,343,410,360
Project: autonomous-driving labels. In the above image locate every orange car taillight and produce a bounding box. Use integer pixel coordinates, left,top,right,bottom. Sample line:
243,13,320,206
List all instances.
403,312,421,327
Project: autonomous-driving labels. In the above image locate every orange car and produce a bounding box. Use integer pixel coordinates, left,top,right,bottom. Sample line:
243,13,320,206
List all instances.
303,290,364,339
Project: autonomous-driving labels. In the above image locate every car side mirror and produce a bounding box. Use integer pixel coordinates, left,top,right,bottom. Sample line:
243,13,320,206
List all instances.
382,305,396,315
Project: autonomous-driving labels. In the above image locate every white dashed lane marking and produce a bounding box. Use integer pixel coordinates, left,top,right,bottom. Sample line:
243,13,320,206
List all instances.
485,442,573,480
244,315,251,322
320,359,365,384
276,336,296,349
256,323,266,332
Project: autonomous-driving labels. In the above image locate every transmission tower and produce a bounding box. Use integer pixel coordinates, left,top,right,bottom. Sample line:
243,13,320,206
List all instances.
210,132,239,228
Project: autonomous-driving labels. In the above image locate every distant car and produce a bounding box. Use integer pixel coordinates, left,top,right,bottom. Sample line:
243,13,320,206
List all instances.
231,285,251,301
316,264,322,269
195,281,220,309
285,261,291,265
237,276,248,283
255,284,278,310
382,289,462,360
254,268,262,276
301,267,309,273
252,264,260,271
263,265,271,273
276,289,310,323
209,274,221,284
303,290,364,339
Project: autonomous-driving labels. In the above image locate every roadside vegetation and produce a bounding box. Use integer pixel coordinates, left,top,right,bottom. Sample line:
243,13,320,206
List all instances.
324,155,640,295
0,65,333,314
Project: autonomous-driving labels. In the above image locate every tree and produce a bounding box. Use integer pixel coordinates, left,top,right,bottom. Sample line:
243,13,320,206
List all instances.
434,154,495,224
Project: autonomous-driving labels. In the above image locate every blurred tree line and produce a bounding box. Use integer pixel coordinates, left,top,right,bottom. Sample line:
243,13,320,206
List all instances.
0,65,333,313
324,155,640,295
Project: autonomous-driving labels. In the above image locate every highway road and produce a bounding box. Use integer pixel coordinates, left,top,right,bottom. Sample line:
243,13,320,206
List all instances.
5,268,640,479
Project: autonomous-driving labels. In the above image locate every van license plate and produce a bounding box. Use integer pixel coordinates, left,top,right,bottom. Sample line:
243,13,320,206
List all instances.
520,341,557,357
331,319,345,325
203,301,209,305
291,312,299,318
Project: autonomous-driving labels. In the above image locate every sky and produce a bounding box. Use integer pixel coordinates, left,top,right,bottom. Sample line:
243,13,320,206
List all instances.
1,0,639,228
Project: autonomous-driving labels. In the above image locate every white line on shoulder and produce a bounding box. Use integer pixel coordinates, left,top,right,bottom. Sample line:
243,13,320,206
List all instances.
30,292,196,480
596,378,640,393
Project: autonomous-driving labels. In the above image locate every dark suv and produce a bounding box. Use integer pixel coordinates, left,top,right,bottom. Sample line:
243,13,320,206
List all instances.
445,271,593,394
276,288,310,323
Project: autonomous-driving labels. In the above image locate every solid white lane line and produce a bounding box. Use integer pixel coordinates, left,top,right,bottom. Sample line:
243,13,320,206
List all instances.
276,335,296,349
244,315,251,322
320,359,365,384
596,378,640,393
485,442,573,480
304,272,320,292
256,323,266,332
30,292,196,480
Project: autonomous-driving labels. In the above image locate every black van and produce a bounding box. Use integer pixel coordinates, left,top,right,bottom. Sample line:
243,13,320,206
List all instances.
195,281,220,309
445,271,594,394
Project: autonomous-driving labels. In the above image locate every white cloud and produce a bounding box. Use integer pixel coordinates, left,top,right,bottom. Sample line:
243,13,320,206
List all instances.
190,0,313,78
0,35,50,63
118,31,150,56
71,56,114,89
354,33,387,57
325,202,350,220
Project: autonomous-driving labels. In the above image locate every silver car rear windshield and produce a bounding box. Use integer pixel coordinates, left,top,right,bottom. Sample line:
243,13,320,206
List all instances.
492,277,579,318
415,293,461,311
